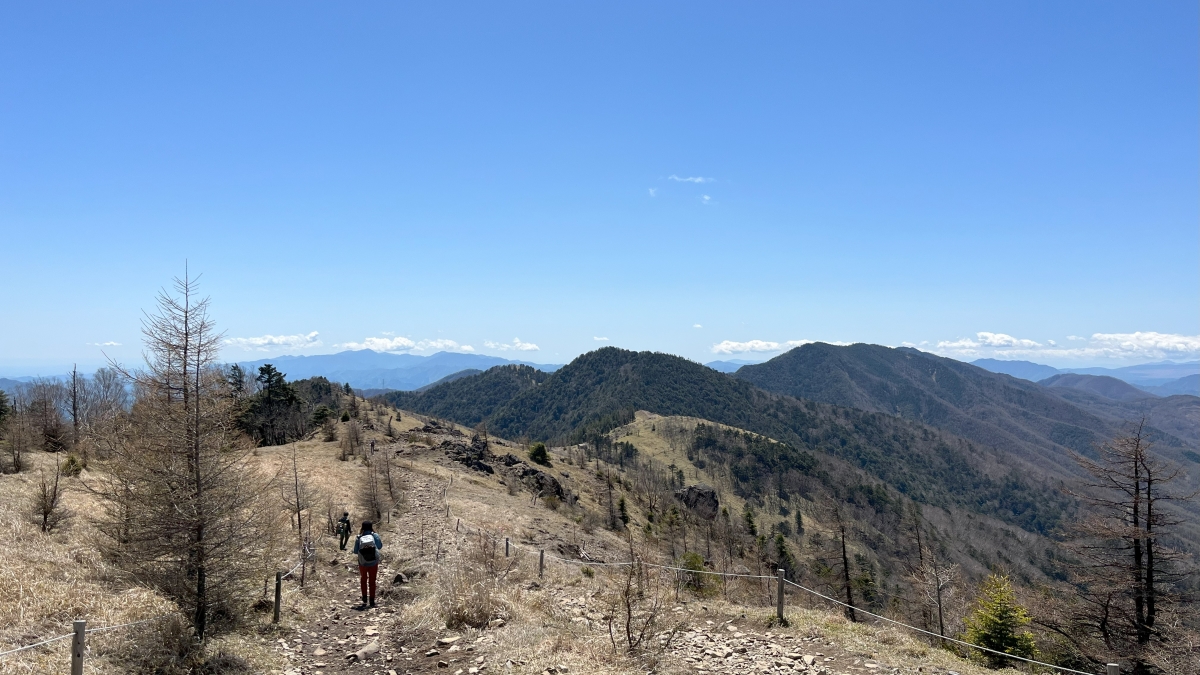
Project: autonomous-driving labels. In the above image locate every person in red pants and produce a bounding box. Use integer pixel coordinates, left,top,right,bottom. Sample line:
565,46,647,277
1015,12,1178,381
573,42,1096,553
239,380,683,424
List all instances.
352,521,383,609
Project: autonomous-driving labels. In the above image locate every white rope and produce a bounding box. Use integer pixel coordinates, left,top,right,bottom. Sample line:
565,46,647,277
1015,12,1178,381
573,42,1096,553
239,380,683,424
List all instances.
782,579,1100,675
0,633,73,658
444,505,1099,675
0,612,174,659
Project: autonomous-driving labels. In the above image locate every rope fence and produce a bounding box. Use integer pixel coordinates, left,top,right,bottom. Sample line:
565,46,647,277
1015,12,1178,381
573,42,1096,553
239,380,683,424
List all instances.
441,500,1118,675
0,542,320,667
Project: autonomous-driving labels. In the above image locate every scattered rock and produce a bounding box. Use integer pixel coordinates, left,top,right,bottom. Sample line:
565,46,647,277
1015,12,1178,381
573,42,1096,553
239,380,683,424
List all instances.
488,618,506,628
347,640,379,663
426,649,441,657
312,648,327,657
437,636,462,646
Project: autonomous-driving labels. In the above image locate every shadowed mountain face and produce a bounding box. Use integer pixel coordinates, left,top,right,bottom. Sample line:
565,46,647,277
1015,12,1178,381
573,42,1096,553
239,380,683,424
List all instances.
730,343,1200,479
1038,373,1155,402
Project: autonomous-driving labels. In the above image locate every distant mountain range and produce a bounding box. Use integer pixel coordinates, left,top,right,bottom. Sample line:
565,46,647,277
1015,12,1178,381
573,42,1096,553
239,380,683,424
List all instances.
971,357,1200,394
236,350,561,391
704,359,763,373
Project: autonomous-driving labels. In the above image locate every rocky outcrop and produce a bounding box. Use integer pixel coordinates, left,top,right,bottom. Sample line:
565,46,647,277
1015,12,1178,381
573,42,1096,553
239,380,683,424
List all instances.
498,454,565,499
441,436,494,473
675,484,719,520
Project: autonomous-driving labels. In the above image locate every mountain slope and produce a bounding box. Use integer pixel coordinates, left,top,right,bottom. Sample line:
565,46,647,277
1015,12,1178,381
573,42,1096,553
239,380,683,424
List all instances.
734,343,1163,479
379,364,550,427
395,348,1072,535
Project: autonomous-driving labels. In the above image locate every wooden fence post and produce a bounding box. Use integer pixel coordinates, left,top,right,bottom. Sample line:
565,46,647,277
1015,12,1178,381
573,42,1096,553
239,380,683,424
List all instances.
71,620,86,675
273,572,282,624
504,537,510,557
776,569,785,622
539,549,545,577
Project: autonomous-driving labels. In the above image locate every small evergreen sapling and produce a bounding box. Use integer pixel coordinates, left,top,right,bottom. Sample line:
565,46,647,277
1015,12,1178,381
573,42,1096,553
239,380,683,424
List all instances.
962,574,1037,668
528,442,551,466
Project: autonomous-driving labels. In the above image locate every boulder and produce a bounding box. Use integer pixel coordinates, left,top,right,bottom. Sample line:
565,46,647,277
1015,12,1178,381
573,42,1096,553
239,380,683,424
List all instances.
441,438,494,474
499,454,565,499
675,484,719,520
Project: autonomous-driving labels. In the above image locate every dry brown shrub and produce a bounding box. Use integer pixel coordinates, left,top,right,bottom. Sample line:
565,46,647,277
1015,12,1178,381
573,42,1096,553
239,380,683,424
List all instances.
437,533,522,629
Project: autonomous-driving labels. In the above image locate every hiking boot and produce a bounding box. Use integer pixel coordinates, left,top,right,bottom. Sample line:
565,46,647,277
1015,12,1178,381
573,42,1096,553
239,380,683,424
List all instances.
369,598,376,608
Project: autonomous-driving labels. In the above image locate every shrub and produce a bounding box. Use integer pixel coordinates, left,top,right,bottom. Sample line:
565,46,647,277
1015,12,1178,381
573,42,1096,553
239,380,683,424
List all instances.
678,551,715,595
340,411,350,423
60,453,85,477
528,442,551,466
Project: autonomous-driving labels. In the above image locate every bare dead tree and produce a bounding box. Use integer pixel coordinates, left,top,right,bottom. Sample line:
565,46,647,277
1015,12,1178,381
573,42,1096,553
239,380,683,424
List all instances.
1056,418,1198,674
279,444,319,587
92,272,277,641
834,506,858,622
910,541,958,642
68,365,83,453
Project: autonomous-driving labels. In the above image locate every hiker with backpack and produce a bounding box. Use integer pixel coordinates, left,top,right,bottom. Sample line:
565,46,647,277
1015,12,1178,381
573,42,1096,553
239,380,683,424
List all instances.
337,512,351,550
352,521,383,609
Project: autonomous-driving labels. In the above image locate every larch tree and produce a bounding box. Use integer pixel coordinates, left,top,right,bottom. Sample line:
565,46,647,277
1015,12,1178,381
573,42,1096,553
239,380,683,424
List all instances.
93,273,279,640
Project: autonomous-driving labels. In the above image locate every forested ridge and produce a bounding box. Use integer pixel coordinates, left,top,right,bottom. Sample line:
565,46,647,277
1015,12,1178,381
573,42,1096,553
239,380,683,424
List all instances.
380,347,1071,535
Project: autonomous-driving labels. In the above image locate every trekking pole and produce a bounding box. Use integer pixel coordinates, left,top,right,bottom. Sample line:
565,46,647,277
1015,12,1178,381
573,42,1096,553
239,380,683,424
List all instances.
539,549,545,577
505,537,509,557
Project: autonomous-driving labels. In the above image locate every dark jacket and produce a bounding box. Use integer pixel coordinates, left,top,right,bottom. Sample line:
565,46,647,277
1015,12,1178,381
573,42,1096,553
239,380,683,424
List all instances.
352,532,383,567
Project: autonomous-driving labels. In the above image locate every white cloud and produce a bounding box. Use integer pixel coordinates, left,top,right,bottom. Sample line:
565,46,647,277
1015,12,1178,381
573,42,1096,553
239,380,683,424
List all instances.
701,195,712,204
930,331,1200,363
712,338,850,354
594,337,609,341
975,332,1042,348
711,340,781,354
669,175,712,183
87,341,122,347
225,331,322,352
415,339,474,352
340,336,474,353
693,324,703,329
341,336,416,352
648,188,657,197
485,338,540,352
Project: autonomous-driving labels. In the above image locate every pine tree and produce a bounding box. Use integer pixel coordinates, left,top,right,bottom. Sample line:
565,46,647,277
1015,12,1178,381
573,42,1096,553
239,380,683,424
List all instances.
963,574,1037,668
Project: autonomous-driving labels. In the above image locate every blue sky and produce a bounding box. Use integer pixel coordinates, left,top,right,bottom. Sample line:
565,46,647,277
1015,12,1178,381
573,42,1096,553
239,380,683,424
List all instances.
1,1,1197,375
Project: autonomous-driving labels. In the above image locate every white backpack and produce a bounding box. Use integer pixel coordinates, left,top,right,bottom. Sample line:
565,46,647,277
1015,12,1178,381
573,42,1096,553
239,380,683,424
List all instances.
358,534,377,562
